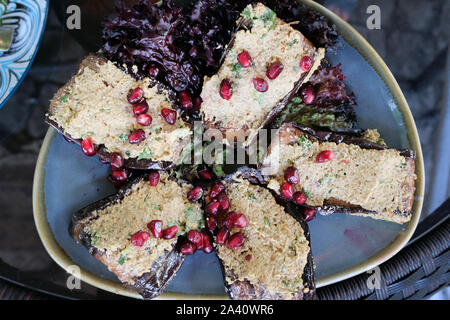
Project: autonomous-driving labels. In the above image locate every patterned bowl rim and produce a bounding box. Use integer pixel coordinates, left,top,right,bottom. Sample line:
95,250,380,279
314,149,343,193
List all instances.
32,0,424,300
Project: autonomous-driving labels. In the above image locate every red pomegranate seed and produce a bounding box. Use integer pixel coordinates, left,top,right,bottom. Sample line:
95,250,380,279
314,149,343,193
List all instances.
300,84,316,105
81,138,96,156
293,191,307,205
217,192,230,211
198,169,212,180
316,150,335,163
202,234,213,253
227,232,245,249
219,79,232,100
133,101,149,115
223,212,240,229
179,91,193,110
148,171,160,186
284,166,299,184
252,78,268,92
237,51,252,68
127,87,144,104
136,113,152,126
206,216,217,232
299,56,313,72
206,200,220,215
162,225,178,239
111,169,129,181
130,231,149,247
193,97,202,113
187,186,203,202
280,182,294,200
303,208,316,222
148,65,160,78
209,183,224,198
245,254,252,261
234,214,249,228
147,220,163,238
161,108,177,125
109,152,123,170
266,61,284,80
216,227,229,245
187,230,203,249
128,129,146,144
180,241,196,255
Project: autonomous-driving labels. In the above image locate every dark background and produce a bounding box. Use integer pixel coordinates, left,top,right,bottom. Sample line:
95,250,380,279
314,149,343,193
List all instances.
0,0,448,299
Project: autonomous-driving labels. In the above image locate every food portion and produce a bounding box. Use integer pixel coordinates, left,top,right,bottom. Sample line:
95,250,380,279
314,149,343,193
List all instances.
205,173,315,300
69,172,204,299
259,123,416,224
200,3,325,145
46,55,192,169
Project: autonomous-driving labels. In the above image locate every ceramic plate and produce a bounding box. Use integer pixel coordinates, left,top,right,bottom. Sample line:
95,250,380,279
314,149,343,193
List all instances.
0,0,48,109
33,0,425,299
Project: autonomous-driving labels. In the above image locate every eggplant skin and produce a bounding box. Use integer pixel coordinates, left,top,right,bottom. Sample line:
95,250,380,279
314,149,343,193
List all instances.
215,168,316,300
69,176,186,299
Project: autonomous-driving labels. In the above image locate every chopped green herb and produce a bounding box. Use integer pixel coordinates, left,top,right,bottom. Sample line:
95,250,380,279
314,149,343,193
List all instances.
241,6,252,20
231,63,242,77
248,193,257,200
125,151,131,157
298,135,312,149
185,207,204,231
118,254,127,265
137,147,154,160
260,8,277,30
100,108,111,113
154,137,162,142
302,188,310,198
213,164,225,177
328,189,333,194
263,216,272,226
293,66,300,71
288,39,298,47
119,133,129,143
60,93,70,103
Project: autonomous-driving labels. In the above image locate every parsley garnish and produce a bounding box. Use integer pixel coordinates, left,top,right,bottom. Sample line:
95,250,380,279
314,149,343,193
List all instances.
118,254,127,265
248,193,257,200
119,133,128,143
288,39,298,47
241,6,252,20
298,135,312,149
137,147,154,160
260,8,277,30
60,93,70,103
231,63,242,77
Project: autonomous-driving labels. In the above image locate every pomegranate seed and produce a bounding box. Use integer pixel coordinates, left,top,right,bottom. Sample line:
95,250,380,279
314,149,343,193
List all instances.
227,232,245,249
161,108,177,125
206,216,217,232
206,201,220,215
148,171,160,186
198,169,212,180
300,85,316,105
280,182,294,200
284,166,299,184
180,241,197,255
108,175,125,189
233,214,249,228
179,91,193,110
187,230,203,249
111,168,129,181
202,234,213,253
193,97,202,113
223,212,240,229
130,231,149,247
216,227,229,245
127,87,144,104
181,242,196,255
109,152,123,170
187,186,203,202
217,192,230,211
162,225,178,239
252,78,268,92
128,129,146,144
136,113,152,126
147,220,163,238
293,191,307,205
133,101,149,115
316,150,335,163
266,61,284,80
219,79,232,100
237,51,252,68
209,183,224,198
81,138,96,156
245,254,252,261
299,56,313,72
148,65,160,78
303,208,316,222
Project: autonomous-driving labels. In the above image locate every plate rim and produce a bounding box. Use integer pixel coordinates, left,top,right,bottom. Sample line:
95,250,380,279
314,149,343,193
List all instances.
32,0,425,299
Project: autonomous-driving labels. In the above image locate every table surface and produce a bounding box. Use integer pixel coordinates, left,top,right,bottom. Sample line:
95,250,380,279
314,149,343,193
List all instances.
0,0,448,299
